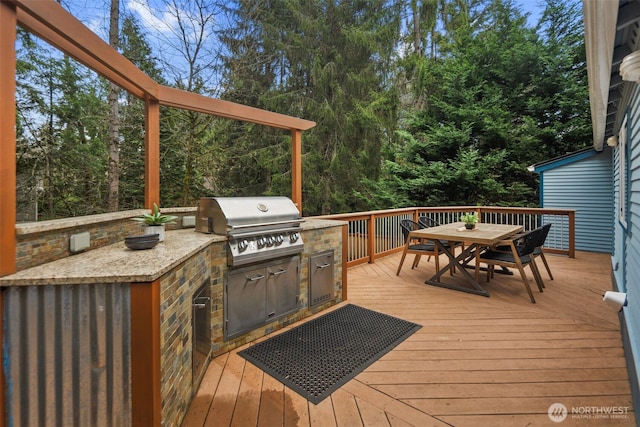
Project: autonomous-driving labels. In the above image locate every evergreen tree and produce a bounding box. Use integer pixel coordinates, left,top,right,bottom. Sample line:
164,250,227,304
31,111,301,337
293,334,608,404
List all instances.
118,15,166,209
13,0,590,218
377,0,587,208
218,0,402,215
16,28,110,219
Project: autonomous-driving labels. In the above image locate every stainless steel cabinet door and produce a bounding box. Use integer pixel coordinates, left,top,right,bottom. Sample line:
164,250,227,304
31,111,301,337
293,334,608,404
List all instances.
225,265,267,338
309,250,334,307
266,256,299,320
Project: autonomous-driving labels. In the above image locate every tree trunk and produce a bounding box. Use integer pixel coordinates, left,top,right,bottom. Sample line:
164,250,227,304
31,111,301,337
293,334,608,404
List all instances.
412,1,422,55
107,0,120,211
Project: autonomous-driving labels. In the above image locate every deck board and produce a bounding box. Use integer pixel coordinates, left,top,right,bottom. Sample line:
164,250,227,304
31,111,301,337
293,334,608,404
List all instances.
182,251,636,426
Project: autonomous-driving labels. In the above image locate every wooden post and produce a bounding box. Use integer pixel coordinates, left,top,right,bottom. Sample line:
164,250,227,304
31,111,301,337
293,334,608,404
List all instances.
0,1,17,278
342,224,348,301
291,129,302,214
0,289,4,427
145,97,160,208
367,214,375,263
568,210,576,258
130,280,161,426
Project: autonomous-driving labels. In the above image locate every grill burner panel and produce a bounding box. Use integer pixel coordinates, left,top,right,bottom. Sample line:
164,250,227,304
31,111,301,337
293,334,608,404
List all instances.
228,230,302,266
197,196,304,266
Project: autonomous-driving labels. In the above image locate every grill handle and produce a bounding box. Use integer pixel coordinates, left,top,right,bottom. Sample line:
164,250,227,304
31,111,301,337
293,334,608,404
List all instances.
229,226,301,238
228,219,304,230
192,297,210,309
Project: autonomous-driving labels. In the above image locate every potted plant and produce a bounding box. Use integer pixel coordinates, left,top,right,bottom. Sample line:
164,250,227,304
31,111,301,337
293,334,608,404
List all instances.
460,212,479,230
133,203,178,241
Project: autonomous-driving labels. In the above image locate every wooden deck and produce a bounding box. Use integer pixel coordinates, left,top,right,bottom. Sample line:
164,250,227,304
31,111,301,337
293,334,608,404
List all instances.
182,251,636,426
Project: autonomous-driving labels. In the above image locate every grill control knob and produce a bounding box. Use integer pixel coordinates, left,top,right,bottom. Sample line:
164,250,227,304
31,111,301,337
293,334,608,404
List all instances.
237,239,249,252
257,236,267,248
290,232,300,243
274,234,284,245
266,235,275,246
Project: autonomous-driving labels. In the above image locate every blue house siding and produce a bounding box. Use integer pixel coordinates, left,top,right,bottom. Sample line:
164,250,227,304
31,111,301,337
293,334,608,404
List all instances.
534,149,613,253
613,84,640,410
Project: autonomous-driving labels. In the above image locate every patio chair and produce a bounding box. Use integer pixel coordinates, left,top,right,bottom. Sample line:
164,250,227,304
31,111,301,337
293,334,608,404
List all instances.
492,223,553,284
532,223,554,281
476,227,545,303
396,220,439,275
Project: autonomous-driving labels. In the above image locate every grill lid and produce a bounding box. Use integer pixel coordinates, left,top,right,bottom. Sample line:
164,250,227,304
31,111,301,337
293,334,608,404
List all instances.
199,196,303,235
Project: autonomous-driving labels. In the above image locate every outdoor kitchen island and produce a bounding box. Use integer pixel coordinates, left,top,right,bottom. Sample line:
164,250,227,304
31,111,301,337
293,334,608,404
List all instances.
0,216,345,427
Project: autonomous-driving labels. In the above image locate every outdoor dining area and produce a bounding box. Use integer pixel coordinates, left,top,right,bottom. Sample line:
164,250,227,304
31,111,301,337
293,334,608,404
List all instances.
396,218,553,303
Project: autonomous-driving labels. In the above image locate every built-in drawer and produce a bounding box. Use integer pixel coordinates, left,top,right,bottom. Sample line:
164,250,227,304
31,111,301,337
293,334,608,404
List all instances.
309,250,334,307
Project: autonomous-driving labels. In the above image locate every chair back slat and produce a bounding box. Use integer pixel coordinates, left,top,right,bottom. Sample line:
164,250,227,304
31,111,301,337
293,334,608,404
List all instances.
400,219,420,242
418,216,440,228
515,229,539,257
535,223,552,248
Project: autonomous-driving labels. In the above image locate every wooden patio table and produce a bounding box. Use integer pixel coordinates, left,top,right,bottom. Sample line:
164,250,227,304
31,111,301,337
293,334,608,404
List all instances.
409,222,523,297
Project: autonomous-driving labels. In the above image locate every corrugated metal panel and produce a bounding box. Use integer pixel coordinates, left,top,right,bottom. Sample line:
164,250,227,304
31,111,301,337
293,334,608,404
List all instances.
541,149,613,252
3,283,131,427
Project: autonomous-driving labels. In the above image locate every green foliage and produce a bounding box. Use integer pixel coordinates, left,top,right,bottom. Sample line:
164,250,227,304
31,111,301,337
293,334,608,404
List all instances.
118,16,166,210
132,203,178,225
218,0,401,215
14,0,590,220
374,0,586,209
459,212,478,225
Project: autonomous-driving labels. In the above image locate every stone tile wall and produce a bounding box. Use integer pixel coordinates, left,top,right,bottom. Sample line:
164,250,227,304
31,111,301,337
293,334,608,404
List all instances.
159,244,219,427
15,208,196,271
16,220,143,270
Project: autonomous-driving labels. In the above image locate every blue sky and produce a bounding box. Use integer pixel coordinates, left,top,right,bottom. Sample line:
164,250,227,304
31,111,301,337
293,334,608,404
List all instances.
64,0,547,42
57,0,547,86
519,0,544,26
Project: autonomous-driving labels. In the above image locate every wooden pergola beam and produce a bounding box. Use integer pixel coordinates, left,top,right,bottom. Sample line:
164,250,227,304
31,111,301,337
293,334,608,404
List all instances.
158,86,315,131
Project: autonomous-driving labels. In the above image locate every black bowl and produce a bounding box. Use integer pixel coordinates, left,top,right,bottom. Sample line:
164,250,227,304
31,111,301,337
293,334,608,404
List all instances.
124,233,160,250
125,238,159,250
125,233,160,242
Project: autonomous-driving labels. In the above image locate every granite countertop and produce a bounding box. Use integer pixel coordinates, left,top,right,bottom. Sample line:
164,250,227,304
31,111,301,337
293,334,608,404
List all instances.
1,218,346,287
300,218,347,230
0,229,225,286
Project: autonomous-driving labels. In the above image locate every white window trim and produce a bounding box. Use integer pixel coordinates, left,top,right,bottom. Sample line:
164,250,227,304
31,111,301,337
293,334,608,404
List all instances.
619,115,627,228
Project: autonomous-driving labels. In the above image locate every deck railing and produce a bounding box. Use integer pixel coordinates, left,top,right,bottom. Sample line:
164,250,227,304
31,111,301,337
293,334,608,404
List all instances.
317,206,575,267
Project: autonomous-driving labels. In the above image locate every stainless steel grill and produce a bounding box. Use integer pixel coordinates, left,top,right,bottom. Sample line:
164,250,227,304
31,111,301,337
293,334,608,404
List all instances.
197,196,304,266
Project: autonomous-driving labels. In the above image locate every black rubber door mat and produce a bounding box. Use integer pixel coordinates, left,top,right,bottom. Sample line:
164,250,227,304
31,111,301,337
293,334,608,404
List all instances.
238,304,421,404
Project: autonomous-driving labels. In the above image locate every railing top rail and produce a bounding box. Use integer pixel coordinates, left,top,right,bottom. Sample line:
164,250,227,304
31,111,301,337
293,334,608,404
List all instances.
478,206,576,215
313,206,576,220
313,208,416,220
